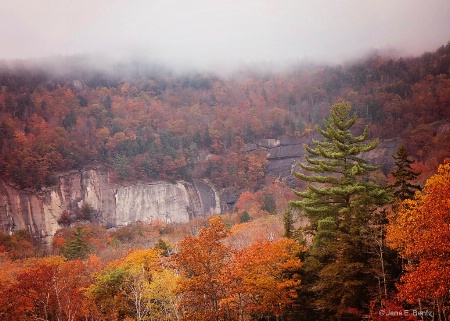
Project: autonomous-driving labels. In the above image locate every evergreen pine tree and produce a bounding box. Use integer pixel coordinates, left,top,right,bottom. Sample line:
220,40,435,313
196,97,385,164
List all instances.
283,208,295,238
61,226,91,260
390,145,421,201
369,145,421,303
290,102,391,320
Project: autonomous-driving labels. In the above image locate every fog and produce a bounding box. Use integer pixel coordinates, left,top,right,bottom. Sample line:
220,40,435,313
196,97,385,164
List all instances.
1,0,450,72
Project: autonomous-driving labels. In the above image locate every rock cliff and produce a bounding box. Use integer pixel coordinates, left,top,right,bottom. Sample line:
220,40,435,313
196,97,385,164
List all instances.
0,170,220,242
0,135,404,242
257,136,400,186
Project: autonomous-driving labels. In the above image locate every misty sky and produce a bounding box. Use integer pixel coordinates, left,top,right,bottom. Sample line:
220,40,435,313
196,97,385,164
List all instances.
1,0,450,71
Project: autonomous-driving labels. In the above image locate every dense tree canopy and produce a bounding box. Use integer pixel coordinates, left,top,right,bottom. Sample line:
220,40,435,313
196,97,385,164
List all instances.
174,217,303,321
1,42,450,190
0,42,450,321
387,161,450,320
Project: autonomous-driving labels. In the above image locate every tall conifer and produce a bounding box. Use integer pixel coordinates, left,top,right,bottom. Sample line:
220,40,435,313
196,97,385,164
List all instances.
290,102,391,320
390,145,421,201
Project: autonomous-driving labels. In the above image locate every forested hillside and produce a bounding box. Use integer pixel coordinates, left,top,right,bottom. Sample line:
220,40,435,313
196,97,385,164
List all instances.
1,43,450,320
1,43,450,190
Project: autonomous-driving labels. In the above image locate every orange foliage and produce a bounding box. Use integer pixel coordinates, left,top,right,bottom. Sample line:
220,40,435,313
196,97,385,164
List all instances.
387,162,450,305
175,217,231,321
228,215,285,249
0,256,97,321
224,238,303,320
174,217,303,321
2,45,450,190
235,190,262,215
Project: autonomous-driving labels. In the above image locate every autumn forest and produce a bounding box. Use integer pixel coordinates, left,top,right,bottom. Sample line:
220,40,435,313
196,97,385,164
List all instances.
1,42,450,320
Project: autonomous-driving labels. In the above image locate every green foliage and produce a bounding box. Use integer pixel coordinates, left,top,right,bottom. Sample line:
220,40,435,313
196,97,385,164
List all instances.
61,226,91,260
102,95,112,110
390,145,421,201
154,238,172,256
77,94,88,107
261,193,276,214
113,154,130,180
283,208,294,238
239,210,251,223
290,102,391,320
291,102,388,225
1,44,449,192
88,266,130,318
62,110,77,130
75,203,95,221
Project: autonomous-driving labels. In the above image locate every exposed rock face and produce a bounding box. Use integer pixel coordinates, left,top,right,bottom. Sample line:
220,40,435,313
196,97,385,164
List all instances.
193,180,221,216
0,134,403,242
114,182,194,226
0,181,50,239
0,170,220,241
259,136,400,185
361,138,400,174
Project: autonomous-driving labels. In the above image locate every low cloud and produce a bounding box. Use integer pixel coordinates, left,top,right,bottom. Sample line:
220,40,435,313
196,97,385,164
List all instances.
1,0,450,72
